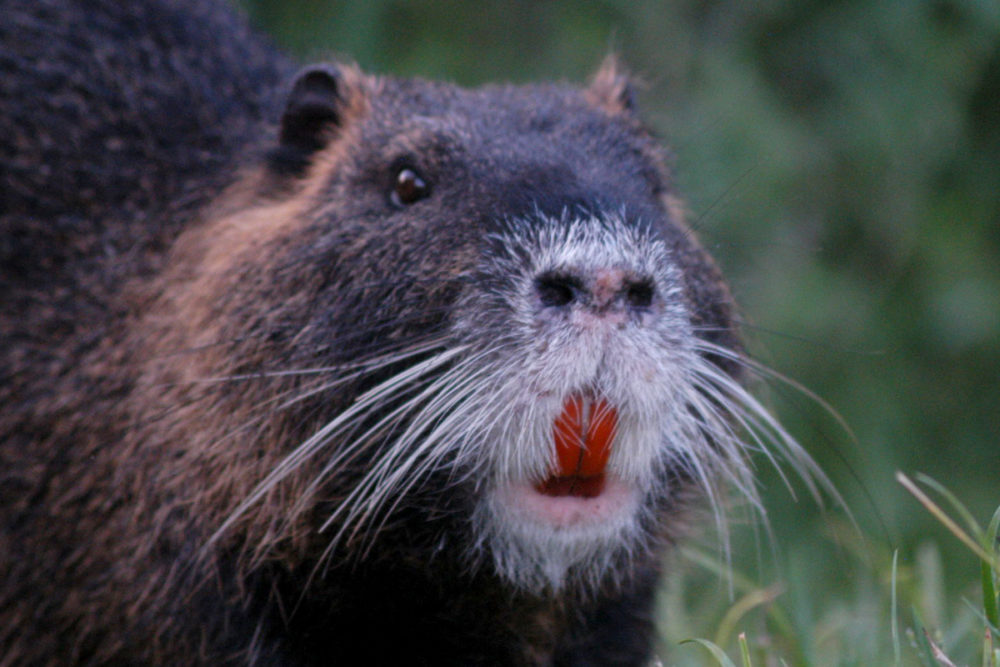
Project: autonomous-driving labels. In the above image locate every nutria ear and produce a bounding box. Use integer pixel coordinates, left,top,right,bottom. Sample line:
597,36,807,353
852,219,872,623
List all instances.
281,65,345,150
271,64,361,176
585,55,638,116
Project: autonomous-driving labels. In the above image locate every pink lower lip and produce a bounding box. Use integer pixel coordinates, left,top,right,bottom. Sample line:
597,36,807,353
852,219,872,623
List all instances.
499,478,638,529
536,473,606,498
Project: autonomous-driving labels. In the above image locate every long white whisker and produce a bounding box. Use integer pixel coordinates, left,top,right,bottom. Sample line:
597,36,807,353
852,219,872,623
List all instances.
204,344,467,552
686,370,797,499
695,339,859,445
197,340,452,460
690,340,852,519
305,351,506,580
322,351,501,542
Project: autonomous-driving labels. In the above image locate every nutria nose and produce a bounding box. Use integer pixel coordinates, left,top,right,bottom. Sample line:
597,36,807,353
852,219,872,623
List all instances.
534,268,655,314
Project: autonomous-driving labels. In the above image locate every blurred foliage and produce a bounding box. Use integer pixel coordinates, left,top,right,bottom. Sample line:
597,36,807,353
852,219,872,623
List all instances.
239,0,999,658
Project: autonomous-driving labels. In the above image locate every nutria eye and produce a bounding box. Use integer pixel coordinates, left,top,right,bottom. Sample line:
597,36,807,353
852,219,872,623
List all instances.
391,166,430,206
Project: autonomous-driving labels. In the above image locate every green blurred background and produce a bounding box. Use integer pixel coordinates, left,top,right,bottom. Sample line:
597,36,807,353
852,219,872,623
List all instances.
239,0,999,659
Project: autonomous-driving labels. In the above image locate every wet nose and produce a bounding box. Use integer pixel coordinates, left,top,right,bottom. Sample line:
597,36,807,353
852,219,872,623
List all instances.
534,267,655,315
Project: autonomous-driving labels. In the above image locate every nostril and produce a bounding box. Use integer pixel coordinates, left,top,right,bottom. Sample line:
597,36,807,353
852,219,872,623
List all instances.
624,279,655,309
535,273,580,308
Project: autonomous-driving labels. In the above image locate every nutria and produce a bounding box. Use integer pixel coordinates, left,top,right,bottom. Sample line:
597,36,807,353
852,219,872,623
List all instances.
0,0,820,664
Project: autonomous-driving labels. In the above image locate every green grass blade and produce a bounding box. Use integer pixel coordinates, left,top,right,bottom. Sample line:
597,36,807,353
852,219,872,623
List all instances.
985,505,1000,546
680,638,738,667
915,472,984,541
891,549,901,667
738,632,753,667
910,606,937,667
983,558,999,630
898,473,998,572
985,506,1000,628
925,628,959,667
714,585,782,649
679,546,806,665
960,599,1000,637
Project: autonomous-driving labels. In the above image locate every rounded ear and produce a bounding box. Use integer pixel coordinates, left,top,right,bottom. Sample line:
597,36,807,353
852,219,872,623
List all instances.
270,64,367,176
280,65,344,152
585,55,639,116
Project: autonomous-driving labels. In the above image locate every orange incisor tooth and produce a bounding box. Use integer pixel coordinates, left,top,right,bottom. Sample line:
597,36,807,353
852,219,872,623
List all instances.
552,395,618,478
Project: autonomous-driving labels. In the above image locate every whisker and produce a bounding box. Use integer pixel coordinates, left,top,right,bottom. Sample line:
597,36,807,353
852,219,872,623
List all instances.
321,350,501,541
690,339,853,519
286,350,496,530
203,343,466,553
694,339,858,448
302,352,503,582
727,320,888,357
193,339,451,468
143,302,455,365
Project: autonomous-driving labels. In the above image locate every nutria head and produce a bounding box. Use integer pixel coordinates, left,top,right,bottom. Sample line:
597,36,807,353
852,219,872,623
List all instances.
117,58,797,607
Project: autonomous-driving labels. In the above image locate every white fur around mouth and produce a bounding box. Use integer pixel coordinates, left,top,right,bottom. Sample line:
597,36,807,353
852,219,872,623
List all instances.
493,476,640,530
478,476,645,592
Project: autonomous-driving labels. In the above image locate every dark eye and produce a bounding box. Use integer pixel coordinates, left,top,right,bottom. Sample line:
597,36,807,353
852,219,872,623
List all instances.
390,166,430,207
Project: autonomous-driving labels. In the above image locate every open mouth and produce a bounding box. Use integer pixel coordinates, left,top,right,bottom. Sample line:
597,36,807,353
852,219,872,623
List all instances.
535,394,618,499
491,393,638,531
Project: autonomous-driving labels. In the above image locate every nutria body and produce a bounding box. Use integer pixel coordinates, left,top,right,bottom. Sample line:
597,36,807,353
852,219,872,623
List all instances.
0,0,790,664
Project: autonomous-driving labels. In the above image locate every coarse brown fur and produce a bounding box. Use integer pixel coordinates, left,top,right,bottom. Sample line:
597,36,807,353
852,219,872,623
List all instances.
1,0,749,665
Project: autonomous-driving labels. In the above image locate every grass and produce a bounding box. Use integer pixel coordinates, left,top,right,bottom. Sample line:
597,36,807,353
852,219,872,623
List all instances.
656,475,1000,666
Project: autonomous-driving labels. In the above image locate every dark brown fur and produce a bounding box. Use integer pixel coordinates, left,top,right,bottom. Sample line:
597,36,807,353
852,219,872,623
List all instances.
1,0,741,664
